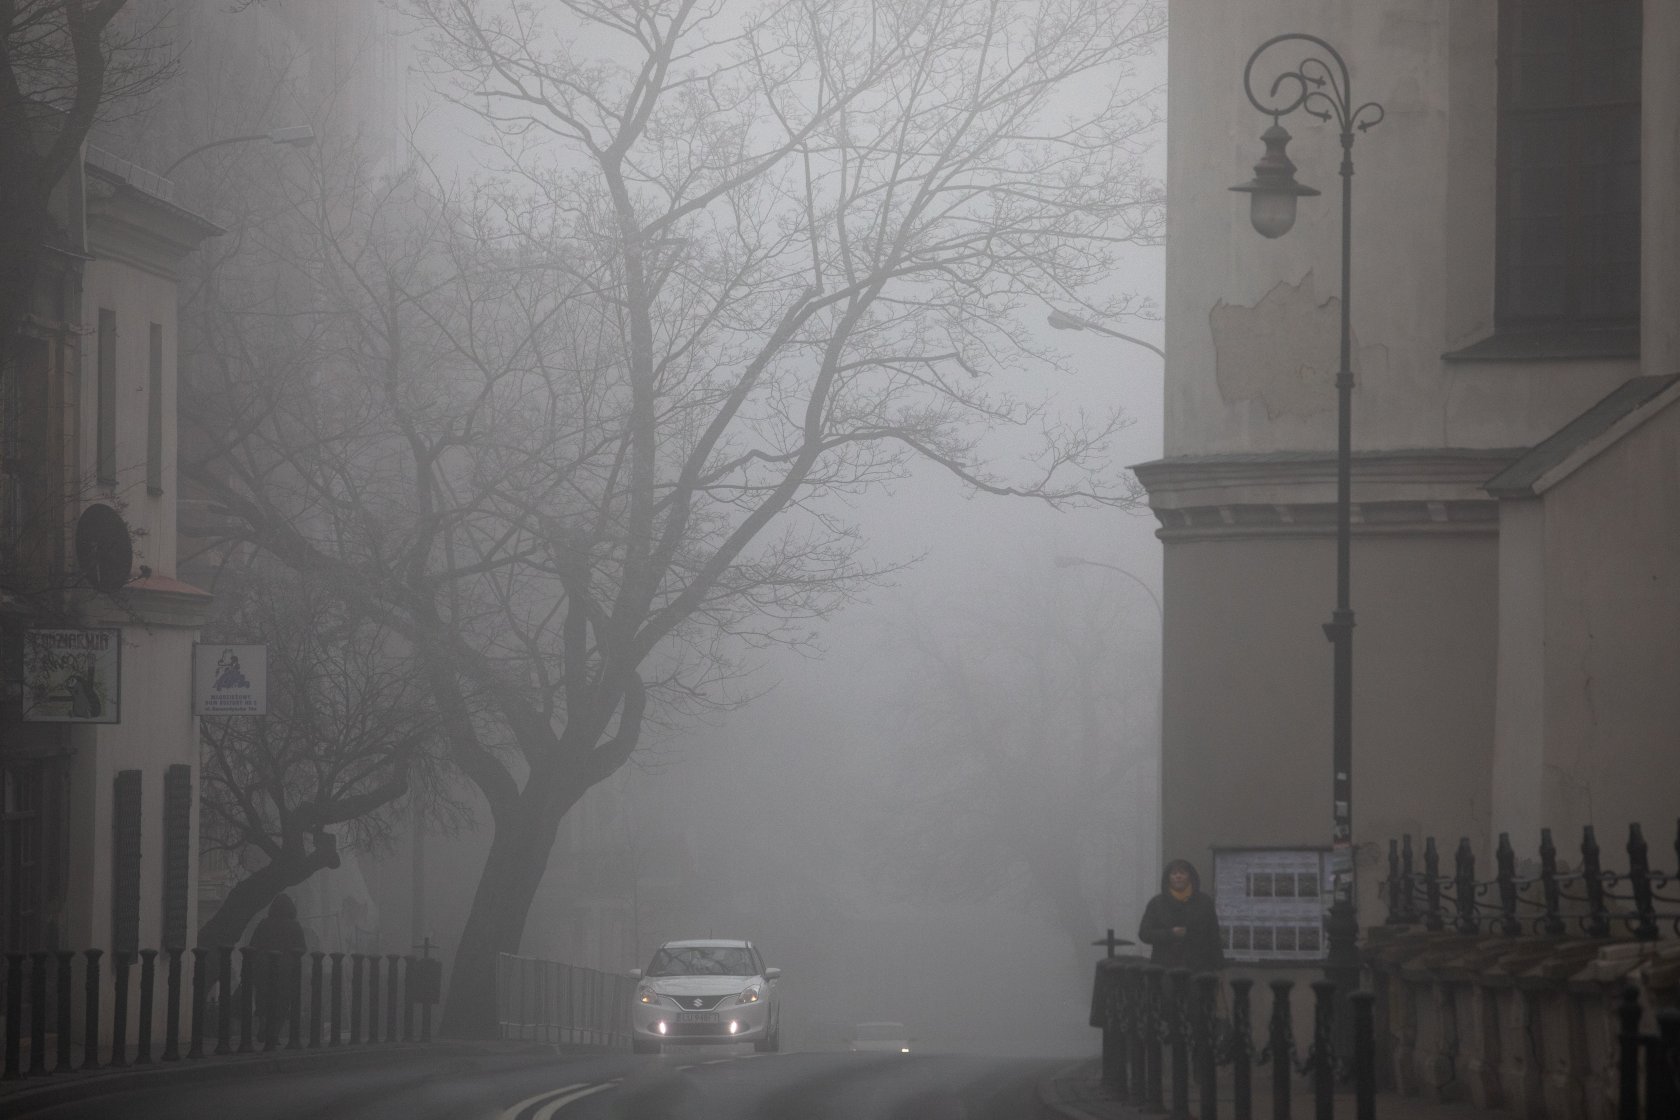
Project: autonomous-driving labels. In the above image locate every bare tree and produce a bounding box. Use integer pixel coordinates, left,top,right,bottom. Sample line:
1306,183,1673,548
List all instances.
189,0,1163,1035
195,558,446,952
0,1,173,381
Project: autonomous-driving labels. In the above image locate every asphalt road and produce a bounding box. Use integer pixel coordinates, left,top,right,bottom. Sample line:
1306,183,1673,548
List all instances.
14,1047,1074,1120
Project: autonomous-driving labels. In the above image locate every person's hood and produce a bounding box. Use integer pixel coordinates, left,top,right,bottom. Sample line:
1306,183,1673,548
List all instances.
268,893,298,921
1159,860,1202,894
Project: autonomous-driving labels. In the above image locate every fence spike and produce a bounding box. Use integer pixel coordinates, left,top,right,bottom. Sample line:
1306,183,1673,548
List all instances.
1626,822,1657,940
4,954,23,1079
1583,827,1609,937
1269,979,1294,1120
1423,838,1443,931
1616,986,1642,1120
137,949,157,1063
1400,834,1417,922
1539,829,1565,936
1496,833,1520,935
1454,838,1478,934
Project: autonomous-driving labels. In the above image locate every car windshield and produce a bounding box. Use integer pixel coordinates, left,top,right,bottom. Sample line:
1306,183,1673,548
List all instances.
855,1023,906,1041
646,946,757,977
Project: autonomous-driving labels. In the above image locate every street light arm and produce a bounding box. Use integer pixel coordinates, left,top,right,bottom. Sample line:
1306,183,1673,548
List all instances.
162,126,316,178
1045,310,1166,361
1053,555,1162,621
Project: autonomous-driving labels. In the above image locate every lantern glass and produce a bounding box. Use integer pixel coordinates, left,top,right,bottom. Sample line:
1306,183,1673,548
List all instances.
1249,190,1298,239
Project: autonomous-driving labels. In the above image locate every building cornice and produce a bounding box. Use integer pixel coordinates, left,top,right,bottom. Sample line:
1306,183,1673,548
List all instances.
70,575,214,630
1132,449,1524,542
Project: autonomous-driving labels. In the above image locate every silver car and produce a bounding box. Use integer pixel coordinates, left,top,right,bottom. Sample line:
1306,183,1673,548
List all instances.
629,939,782,1053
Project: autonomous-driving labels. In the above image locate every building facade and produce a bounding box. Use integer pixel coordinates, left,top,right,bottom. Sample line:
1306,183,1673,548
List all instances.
1138,0,1678,962
1,146,219,981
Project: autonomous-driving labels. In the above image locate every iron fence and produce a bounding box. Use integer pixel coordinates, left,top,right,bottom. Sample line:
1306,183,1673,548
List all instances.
494,953,633,1048
1617,987,1680,1120
1380,821,1680,939
2,946,440,1079
1090,956,1378,1120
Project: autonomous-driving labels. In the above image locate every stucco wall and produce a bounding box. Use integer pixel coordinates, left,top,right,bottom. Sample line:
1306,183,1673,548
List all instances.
1160,529,1497,922
1166,0,1639,460
79,258,180,579
1539,400,1680,842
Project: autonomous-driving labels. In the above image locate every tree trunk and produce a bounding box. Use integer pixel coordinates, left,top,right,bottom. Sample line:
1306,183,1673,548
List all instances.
438,785,577,1039
196,848,335,951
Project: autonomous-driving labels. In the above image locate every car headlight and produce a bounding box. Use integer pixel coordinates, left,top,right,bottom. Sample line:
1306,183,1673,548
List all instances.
735,984,762,1005
636,985,662,1005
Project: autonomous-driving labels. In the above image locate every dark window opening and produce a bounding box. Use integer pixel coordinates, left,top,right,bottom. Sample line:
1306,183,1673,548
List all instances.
97,309,117,484
1496,0,1641,334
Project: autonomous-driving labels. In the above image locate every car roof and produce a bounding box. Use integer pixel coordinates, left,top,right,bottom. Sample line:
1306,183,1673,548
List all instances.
658,939,753,949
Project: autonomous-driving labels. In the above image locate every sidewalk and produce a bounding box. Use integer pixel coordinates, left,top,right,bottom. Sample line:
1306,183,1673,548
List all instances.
0,1039,560,1115
1038,1058,1517,1120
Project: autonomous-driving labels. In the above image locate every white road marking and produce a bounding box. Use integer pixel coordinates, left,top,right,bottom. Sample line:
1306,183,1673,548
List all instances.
497,1083,594,1120
531,1082,615,1119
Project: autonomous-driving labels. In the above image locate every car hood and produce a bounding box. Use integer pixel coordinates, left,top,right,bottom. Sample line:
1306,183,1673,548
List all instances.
644,976,761,997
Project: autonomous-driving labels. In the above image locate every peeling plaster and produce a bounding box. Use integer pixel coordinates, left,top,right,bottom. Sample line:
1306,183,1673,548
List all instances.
1209,272,1379,421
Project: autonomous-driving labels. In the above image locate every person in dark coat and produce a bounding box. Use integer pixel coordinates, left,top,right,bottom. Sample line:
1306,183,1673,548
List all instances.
1137,858,1225,973
247,893,308,1031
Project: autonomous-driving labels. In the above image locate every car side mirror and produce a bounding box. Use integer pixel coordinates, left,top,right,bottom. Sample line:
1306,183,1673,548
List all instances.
628,968,643,979
763,967,782,980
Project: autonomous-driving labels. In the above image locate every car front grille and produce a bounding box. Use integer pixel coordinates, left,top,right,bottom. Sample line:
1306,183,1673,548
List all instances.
669,993,728,1011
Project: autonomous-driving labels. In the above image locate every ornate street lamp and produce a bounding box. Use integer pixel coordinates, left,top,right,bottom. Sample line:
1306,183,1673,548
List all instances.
1230,33,1384,1056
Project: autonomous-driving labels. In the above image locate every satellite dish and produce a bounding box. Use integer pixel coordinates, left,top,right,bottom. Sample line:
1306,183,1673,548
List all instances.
75,503,133,592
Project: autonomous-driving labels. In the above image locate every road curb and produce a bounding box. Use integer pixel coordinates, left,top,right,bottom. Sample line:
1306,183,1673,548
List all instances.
0,1041,561,1114
1037,1057,1129,1120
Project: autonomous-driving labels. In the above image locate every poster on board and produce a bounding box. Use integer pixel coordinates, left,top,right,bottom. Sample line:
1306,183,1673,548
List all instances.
193,643,268,716
22,628,122,722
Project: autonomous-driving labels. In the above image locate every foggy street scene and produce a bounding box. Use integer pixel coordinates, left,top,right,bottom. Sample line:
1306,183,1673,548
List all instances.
1,2,1676,1120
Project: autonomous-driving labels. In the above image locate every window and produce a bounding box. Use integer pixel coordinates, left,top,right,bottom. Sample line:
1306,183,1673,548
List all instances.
1496,0,1641,332
97,309,117,484
1213,848,1330,963
146,324,163,494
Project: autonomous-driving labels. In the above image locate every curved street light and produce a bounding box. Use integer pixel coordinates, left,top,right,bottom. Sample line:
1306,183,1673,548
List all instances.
1230,31,1384,1059
1045,309,1166,361
163,125,316,178
1053,555,1162,622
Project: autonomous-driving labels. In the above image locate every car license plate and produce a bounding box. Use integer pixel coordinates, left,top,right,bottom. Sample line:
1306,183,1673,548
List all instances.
676,1011,719,1023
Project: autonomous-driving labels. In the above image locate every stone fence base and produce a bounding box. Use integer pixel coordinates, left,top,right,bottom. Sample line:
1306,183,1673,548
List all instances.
1365,927,1680,1120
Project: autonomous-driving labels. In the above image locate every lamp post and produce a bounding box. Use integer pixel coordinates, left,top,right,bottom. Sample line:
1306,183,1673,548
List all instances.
163,125,316,178
1230,33,1384,1055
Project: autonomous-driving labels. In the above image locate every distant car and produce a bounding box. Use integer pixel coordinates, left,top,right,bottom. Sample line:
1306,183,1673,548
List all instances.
628,939,782,1054
849,1021,911,1053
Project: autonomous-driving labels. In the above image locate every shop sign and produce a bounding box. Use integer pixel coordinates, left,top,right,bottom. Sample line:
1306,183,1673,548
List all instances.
22,628,122,723
193,643,267,716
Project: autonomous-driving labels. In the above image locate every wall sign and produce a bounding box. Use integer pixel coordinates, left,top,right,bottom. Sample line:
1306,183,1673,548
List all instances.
193,643,267,716
1212,847,1330,962
22,628,122,722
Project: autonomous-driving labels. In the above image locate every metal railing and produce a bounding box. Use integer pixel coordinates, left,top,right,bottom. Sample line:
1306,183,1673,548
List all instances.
1380,820,1680,939
494,954,633,1048
1091,956,1378,1120
2,946,441,1078
1617,987,1680,1120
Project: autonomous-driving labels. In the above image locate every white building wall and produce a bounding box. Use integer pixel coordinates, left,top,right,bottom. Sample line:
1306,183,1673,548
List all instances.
1152,0,1674,937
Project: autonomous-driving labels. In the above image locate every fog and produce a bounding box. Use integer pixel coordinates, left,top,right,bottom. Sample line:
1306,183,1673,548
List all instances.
108,0,1168,1060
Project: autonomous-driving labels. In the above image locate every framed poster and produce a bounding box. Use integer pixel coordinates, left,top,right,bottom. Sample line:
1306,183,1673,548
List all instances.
193,644,267,716
22,628,122,723
1212,847,1330,963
